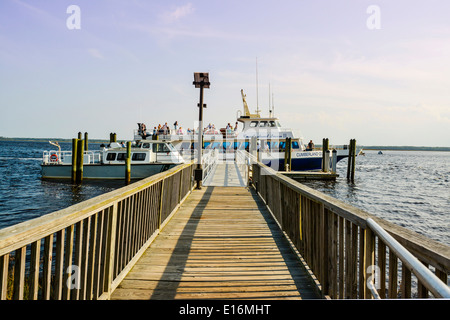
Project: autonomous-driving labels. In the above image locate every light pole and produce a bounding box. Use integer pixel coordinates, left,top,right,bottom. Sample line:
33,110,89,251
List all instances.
193,72,210,189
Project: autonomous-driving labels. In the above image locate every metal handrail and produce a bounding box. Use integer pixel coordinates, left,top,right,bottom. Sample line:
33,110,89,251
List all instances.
367,218,450,298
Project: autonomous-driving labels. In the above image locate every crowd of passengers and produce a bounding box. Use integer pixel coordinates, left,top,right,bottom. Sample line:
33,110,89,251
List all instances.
137,121,239,138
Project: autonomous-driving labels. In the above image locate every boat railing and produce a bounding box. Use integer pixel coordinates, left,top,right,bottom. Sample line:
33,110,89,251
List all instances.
201,149,219,180
42,150,102,165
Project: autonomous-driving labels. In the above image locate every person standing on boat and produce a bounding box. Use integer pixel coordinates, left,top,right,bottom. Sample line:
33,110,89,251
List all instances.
307,140,315,151
174,121,178,131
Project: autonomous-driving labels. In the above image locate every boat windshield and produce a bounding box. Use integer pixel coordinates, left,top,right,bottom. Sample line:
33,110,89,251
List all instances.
166,143,178,152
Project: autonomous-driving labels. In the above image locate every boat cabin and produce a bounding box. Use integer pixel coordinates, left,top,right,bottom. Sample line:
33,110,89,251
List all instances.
102,141,182,164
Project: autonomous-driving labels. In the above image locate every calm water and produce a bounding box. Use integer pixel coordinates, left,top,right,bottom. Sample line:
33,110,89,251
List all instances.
0,140,125,229
302,149,450,246
0,141,449,246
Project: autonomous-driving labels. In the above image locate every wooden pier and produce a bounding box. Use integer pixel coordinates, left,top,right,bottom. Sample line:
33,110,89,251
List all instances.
111,186,319,299
1,152,449,301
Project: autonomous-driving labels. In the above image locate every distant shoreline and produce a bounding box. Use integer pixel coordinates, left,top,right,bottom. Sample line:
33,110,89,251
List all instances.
359,146,450,152
0,137,110,144
1,136,449,152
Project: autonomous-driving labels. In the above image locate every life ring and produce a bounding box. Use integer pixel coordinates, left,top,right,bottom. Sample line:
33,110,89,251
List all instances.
50,153,58,162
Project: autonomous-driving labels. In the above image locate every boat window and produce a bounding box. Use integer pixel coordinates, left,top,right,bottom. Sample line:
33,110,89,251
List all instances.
204,142,211,148
276,121,281,127
180,142,191,150
233,142,240,149
153,143,170,153
223,142,231,149
271,142,279,149
279,141,286,151
132,153,146,161
259,121,267,127
292,141,300,149
106,153,116,161
117,153,127,161
211,142,221,149
250,121,258,127
269,121,276,127
142,143,150,149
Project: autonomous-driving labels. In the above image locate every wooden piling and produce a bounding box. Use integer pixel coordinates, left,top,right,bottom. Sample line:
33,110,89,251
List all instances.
76,139,84,184
324,150,330,173
109,133,117,143
284,137,292,171
84,132,88,151
351,139,356,182
322,138,329,172
347,139,356,182
125,141,131,184
71,138,78,183
332,149,337,174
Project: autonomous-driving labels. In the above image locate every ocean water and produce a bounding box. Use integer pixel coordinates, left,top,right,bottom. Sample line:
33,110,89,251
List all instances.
0,141,449,247
302,149,450,246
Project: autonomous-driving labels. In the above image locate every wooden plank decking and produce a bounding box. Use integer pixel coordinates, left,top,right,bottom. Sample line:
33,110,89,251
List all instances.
110,186,321,300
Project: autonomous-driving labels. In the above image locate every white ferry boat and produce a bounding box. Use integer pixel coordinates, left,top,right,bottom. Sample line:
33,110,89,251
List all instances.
41,140,184,180
134,89,360,172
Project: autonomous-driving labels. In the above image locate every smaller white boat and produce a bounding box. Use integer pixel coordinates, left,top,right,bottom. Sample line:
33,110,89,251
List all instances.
41,140,184,180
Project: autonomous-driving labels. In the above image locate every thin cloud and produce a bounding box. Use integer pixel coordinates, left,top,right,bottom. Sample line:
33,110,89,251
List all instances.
160,3,194,24
87,48,104,59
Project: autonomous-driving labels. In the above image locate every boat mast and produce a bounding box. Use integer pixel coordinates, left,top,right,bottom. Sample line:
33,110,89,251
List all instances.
269,83,272,118
255,57,260,116
272,91,275,118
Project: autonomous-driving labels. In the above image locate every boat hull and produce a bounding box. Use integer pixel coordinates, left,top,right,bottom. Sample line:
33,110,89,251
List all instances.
41,163,177,180
261,154,348,171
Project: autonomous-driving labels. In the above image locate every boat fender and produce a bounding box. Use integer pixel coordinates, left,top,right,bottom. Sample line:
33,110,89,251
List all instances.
50,154,58,162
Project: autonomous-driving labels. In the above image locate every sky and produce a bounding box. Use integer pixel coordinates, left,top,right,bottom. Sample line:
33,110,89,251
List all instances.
1,0,449,147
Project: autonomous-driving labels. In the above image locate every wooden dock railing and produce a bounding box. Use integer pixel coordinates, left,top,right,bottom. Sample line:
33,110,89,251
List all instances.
0,162,194,300
252,161,450,299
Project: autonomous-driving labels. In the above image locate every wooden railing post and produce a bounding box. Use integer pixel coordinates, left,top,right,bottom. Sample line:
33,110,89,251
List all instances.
320,204,329,295
158,179,165,229
104,203,118,299
0,254,9,300
13,247,26,300
364,227,375,299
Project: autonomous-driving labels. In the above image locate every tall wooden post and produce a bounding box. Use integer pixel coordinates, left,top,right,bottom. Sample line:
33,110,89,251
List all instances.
284,137,292,171
84,132,88,151
322,138,329,172
351,139,356,182
347,139,356,182
346,140,352,179
71,138,78,183
76,139,84,184
331,149,337,174
125,141,131,184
